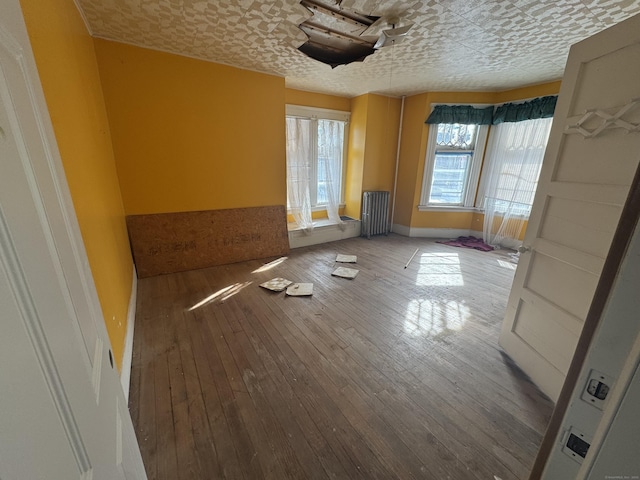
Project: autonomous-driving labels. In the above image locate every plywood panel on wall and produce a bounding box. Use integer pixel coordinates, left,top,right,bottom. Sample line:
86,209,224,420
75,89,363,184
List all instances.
127,206,289,277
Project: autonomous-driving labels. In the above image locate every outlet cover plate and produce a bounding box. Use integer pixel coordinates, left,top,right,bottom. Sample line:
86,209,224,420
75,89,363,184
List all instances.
561,427,591,464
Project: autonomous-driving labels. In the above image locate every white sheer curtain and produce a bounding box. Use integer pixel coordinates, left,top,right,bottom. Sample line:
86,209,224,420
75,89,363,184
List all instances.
317,119,344,226
482,117,553,249
286,117,314,232
286,116,345,232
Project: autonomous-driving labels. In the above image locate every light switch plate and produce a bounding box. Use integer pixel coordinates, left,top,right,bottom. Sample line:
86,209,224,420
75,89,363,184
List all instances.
581,369,614,410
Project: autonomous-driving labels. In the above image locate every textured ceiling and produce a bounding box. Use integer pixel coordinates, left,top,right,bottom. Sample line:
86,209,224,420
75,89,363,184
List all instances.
76,0,640,97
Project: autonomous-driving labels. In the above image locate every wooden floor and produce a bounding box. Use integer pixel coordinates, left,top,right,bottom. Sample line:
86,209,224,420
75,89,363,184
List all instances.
129,234,554,480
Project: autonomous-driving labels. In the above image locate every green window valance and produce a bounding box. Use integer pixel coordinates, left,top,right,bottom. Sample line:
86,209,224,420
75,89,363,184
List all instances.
425,96,558,126
492,95,557,124
425,105,494,125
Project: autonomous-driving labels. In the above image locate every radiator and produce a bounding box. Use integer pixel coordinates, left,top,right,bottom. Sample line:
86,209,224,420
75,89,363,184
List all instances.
361,191,390,239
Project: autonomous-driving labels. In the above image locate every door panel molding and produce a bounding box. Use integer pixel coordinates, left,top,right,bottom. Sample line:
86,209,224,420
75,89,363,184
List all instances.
547,182,629,205
519,288,584,337
0,23,101,368
0,205,92,476
535,238,605,276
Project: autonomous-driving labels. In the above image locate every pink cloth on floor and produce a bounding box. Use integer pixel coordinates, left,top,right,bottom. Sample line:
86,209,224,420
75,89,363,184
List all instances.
437,236,494,252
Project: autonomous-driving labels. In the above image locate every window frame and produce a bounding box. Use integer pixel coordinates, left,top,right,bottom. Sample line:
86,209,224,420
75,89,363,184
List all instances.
285,105,350,211
419,119,489,211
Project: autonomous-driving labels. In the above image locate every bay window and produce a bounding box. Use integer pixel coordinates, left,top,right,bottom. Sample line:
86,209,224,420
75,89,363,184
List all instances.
418,97,557,247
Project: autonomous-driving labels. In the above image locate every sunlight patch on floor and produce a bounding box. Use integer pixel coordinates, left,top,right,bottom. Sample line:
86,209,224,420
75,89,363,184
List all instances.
415,252,464,286
188,281,252,311
252,256,288,273
497,259,517,270
403,298,470,338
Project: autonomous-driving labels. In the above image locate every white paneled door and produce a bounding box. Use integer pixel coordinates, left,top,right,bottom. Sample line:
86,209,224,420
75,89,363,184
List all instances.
0,3,146,479
499,14,640,402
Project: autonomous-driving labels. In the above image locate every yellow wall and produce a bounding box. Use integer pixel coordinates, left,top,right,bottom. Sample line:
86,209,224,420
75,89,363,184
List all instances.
20,0,133,370
393,93,428,227
394,82,561,232
361,94,402,193
286,88,351,111
345,94,368,219
94,40,286,215
344,93,401,219
496,81,562,103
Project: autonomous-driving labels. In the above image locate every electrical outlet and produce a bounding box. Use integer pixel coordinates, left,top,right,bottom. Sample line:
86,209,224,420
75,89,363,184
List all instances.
581,369,613,410
561,427,591,464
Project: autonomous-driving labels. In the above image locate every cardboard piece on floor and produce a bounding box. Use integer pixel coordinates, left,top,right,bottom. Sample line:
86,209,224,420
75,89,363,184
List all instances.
336,254,357,263
332,267,359,279
286,283,314,296
260,278,293,292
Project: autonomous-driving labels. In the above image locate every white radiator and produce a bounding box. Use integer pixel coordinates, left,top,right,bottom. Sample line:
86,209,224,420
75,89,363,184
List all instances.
361,191,390,239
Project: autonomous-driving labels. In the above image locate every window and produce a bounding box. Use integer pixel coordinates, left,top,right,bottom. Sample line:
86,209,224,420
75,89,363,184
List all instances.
419,122,489,209
479,117,553,217
316,119,344,205
285,106,349,211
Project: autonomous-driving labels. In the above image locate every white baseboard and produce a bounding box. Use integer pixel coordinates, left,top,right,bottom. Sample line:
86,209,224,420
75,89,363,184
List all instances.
391,223,411,236
392,225,487,240
120,265,137,401
391,224,474,239
289,220,361,248
408,227,473,238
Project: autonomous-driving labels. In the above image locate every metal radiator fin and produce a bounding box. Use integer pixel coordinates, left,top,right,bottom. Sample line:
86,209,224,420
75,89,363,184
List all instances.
361,191,390,239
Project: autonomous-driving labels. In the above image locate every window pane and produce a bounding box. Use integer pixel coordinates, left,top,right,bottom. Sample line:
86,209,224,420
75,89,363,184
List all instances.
429,152,472,204
285,117,313,209
317,154,328,204
316,119,344,206
436,123,477,149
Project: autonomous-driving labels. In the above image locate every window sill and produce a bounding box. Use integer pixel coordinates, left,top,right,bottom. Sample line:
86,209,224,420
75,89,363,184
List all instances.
417,205,481,213
287,216,357,232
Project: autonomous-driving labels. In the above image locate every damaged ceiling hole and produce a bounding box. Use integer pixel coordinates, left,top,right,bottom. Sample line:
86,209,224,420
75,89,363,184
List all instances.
296,0,414,67
296,0,380,68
